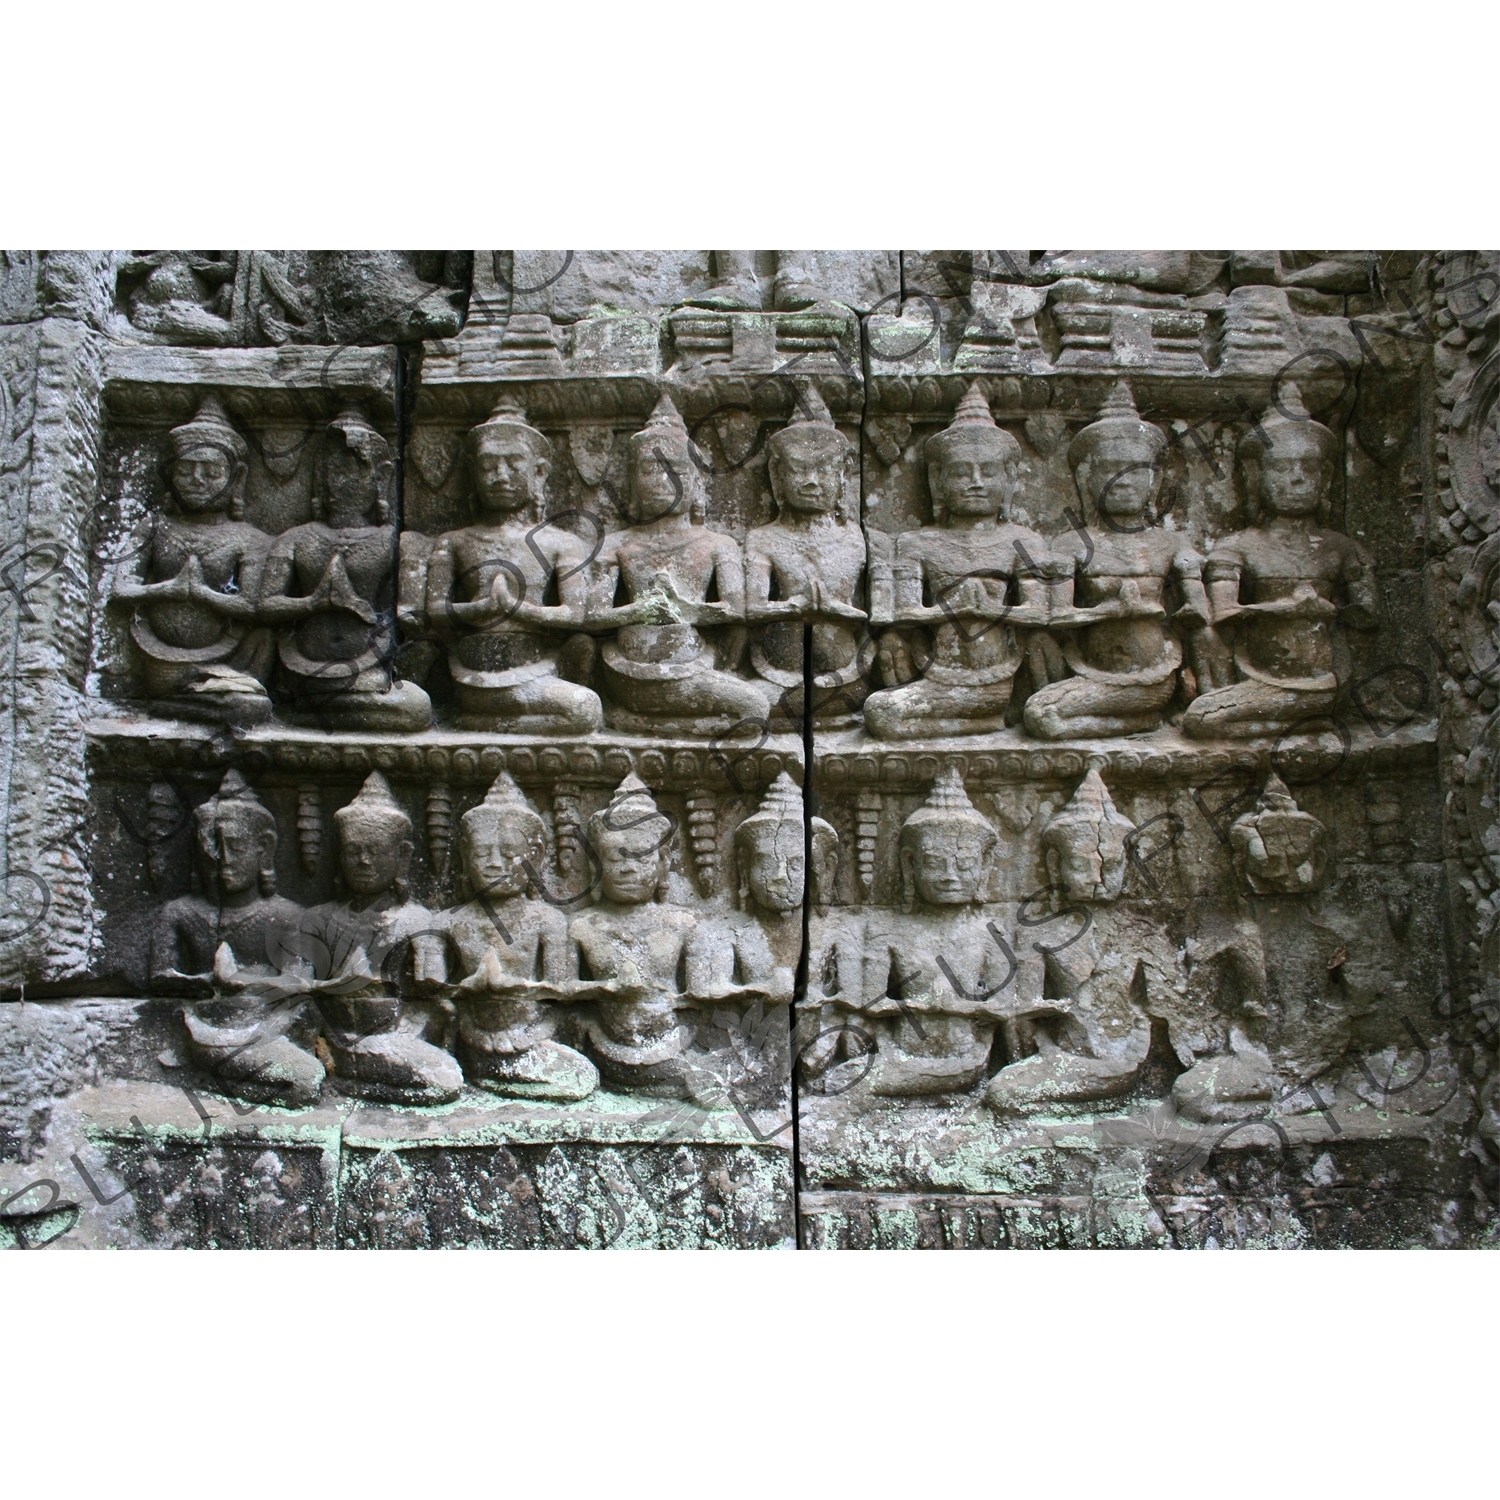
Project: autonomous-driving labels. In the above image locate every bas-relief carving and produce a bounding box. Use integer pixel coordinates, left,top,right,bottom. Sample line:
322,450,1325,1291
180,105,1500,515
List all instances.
13,250,1482,1247
113,252,469,347
413,398,603,735
109,397,277,726
865,385,1052,739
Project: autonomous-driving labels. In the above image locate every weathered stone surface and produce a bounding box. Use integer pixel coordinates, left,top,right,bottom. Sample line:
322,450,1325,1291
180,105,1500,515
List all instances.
0,251,1492,1249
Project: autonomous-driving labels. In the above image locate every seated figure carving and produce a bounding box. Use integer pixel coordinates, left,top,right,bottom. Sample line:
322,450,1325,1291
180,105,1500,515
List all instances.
866,383,1054,740
985,769,1157,1115
1025,382,1221,739
421,397,603,735
853,770,1031,1097
690,251,837,312
732,772,839,982
151,771,324,1106
568,774,725,1100
685,773,832,1112
117,252,240,345
311,773,461,1104
746,385,868,728
110,396,275,726
1184,388,1380,739
588,394,770,736
257,411,431,731
441,772,598,1101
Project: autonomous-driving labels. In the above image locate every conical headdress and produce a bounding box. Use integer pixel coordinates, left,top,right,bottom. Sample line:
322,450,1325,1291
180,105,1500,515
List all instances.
461,770,544,841
325,407,390,465
925,380,1017,466
1237,381,1337,464
335,771,411,835
590,771,672,845
468,393,553,462
769,380,850,461
1043,768,1134,845
1254,771,1301,813
167,394,248,464
629,392,692,465
196,768,275,839
736,771,818,842
1068,379,1166,466
900,767,997,844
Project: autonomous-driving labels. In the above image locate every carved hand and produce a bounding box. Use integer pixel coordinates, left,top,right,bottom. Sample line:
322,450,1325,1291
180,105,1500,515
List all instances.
132,557,199,604
1241,584,1338,621
319,552,380,626
455,947,538,998
807,580,867,622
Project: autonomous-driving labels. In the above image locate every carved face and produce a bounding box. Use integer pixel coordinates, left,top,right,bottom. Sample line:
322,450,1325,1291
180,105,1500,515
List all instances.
770,434,846,516
203,809,273,896
475,433,547,515
904,827,992,906
1233,808,1325,894
596,827,668,905
1083,439,1161,521
169,444,238,513
741,824,806,912
461,815,538,901
1255,447,1330,519
339,817,409,898
322,440,386,527
630,447,689,523
931,433,1018,519
1046,827,1128,903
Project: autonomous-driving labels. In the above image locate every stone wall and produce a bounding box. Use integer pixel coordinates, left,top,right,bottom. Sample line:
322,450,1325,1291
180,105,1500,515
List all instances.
0,249,1493,1249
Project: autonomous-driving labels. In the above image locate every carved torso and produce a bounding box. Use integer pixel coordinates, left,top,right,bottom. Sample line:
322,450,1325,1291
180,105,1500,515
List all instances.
1207,524,1375,686
445,895,573,1045
747,515,865,679
267,521,395,663
898,522,1047,678
1054,527,1200,679
140,514,272,650
569,902,700,1046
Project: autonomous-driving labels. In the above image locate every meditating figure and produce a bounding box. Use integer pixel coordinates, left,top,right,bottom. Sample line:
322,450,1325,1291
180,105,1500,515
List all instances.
311,773,461,1103
258,410,431,731
866,382,1054,739
441,772,598,1101
588,394,769,736
745,385,868,727
420,397,603,734
855,771,1032,1097
986,769,1158,1115
568,774,721,1099
111,397,275,726
1025,381,1220,739
1184,387,1379,739
151,771,323,1105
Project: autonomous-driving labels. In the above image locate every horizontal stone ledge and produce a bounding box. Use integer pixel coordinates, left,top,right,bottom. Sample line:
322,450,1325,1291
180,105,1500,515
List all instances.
71,1079,789,1152
410,366,865,424
102,342,398,422
813,719,1437,789
82,716,804,789
862,366,1372,418
797,1167,1464,1249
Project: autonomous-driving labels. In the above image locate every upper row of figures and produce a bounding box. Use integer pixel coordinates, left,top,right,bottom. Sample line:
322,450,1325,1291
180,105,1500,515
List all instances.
105,377,1379,743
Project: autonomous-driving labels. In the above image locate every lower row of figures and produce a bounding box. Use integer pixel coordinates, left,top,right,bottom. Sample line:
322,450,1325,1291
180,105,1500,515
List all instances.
151,766,806,1112
147,757,1359,1128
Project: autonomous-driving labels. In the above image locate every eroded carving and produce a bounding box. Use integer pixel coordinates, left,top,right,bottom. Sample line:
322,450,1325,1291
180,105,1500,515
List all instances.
1185,389,1380,738
110,397,275,726
590,396,770,735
